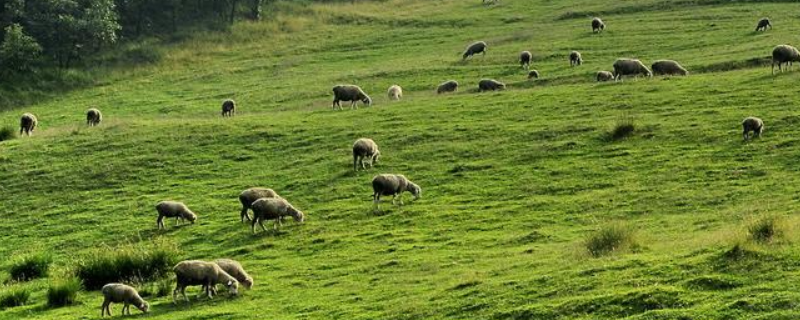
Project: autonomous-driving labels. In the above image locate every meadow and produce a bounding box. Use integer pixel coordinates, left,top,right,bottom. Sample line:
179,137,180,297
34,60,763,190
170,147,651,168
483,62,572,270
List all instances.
2,0,800,319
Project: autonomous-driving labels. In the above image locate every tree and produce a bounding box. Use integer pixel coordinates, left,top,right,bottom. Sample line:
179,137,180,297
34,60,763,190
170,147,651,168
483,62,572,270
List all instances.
0,23,41,73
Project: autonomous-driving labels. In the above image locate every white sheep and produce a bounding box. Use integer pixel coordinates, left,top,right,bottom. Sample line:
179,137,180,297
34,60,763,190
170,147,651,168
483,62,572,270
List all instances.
101,283,149,317
387,85,403,101
742,116,764,140
156,201,198,229
353,138,380,171
613,58,652,80
173,260,239,303
210,259,253,293
86,108,102,126
372,174,421,209
596,71,614,82
772,45,800,74
251,197,305,234
239,188,280,222
651,60,688,76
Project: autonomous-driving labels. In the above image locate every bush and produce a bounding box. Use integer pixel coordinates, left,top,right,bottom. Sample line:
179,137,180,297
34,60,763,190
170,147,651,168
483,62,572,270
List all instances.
585,224,634,257
607,115,636,141
0,286,30,309
748,216,780,243
0,24,41,73
9,253,52,282
74,240,179,290
138,278,172,298
47,277,81,307
0,127,15,142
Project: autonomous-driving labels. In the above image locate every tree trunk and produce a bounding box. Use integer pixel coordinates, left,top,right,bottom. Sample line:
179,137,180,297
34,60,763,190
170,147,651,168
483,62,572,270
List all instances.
250,0,261,20
229,0,239,24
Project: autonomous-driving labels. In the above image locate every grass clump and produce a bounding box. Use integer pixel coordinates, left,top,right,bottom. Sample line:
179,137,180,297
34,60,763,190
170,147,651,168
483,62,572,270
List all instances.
138,278,172,298
0,286,30,309
748,216,781,243
9,252,52,282
47,277,81,307
606,115,636,141
0,127,15,142
74,240,179,290
585,223,635,257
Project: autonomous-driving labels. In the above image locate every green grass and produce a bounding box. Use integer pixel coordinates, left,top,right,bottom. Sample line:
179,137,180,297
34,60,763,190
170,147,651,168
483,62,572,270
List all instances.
2,0,800,318
0,286,30,310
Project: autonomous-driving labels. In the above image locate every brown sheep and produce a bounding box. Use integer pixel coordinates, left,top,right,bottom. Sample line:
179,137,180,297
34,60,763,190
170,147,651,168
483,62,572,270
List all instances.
463,41,487,60
520,51,532,69
437,80,459,94
478,79,506,91
222,99,236,117
19,113,37,136
742,117,764,140
332,85,372,110
651,60,689,76
772,45,800,74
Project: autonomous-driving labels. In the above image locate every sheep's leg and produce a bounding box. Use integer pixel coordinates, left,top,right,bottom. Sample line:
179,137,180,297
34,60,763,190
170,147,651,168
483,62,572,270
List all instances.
251,217,259,234
354,155,358,171
273,220,280,231
102,300,110,316
123,303,129,315
241,207,250,222
259,219,267,232
391,194,397,205
157,215,164,229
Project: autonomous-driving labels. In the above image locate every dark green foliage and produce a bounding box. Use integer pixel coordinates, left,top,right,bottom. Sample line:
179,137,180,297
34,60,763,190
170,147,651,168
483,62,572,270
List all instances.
749,217,779,243
585,224,634,257
0,286,30,309
0,24,42,73
47,278,81,307
0,127,14,141
9,253,52,282
607,115,636,141
74,241,179,290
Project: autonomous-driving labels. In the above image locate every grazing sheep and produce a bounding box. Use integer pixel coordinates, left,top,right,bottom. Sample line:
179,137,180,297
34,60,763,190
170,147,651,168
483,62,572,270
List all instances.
388,85,403,101
612,59,652,80
372,174,421,208
771,45,800,74
251,197,305,234
332,85,372,110
221,99,236,117
173,260,239,303
86,108,102,126
596,71,614,82
478,79,506,91
19,113,37,136
592,17,605,33
570,51,582,66
239,188,280,222
101,283,149,317
213,259,253,290
520,51,532,69
462,41,487,60
353,138,380,171
528,70,540,79
652,60,689,76
156,201,197,230
437,80,459,94
742,117,764,140
756,18,771,31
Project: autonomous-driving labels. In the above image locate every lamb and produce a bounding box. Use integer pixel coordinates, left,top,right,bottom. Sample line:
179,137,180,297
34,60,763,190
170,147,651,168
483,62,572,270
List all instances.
222,99,236,117
596,71,614,82
520,51,532,69
612,59,652,80
173,260,239,303
651,60,688,76
437,80,459,94
462,41,487,60
755,18,771,31
239,188,280,222
353,138,380,171
527,70,540,79
592,17,605,33
332,85,372,110
372,174,421,208
213,259,253,289
156,201,198,230
478,79,506,91
251,197,305,234
86,108,102,126
742,117,764,140
101,283,149,316
771,45,800,74
570,51,582,66
19,113,37,136
388,85,403,101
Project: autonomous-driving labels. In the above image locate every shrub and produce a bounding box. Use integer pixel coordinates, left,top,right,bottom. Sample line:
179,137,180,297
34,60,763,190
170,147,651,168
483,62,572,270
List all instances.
74,240,179,290
0,24,42,73
607,115,636,141
138,279,172,298
9,253,52,282
0,127,14,142
47,277,81,307
585,223,634,257
0,286,30,309
748,216,780,243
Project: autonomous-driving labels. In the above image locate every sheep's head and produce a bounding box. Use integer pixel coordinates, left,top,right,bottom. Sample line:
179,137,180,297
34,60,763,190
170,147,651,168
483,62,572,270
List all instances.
185,211,197,224
362,96,372,107
498,83,507,90
243,277,254,289
292,210,305,223
226,280,239,296
372,150,381,163
138,302,150,313
408,183,422,201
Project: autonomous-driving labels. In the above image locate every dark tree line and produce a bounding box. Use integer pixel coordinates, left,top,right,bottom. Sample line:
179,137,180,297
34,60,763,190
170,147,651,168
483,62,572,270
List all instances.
0,0,268,72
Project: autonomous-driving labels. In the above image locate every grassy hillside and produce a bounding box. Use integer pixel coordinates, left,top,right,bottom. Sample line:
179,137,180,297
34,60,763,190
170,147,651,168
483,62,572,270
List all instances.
3,0,800,319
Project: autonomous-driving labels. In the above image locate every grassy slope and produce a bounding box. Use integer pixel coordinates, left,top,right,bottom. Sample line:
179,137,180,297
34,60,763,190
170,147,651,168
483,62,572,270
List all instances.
3,0,800,318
